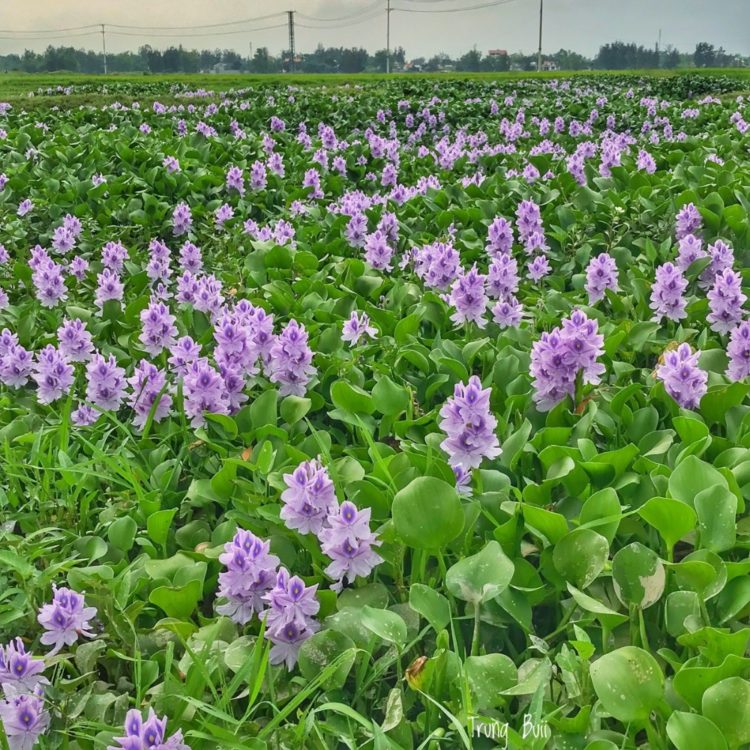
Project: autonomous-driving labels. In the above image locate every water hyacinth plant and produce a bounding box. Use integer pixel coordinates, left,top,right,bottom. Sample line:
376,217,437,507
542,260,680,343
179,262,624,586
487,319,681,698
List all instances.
0,70,749,749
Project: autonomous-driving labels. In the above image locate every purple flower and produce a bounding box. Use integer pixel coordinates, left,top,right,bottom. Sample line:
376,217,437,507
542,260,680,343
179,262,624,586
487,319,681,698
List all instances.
319,502,383,594
0,691,49,750
168,336,201,377
413,241,459,291
439,375,501,470
216,529,279,625
182,358,230,427
147,240,171,283
342,312,377,346
656,343,707,409
139,301,178,356
364,230,394,272
453,465,472,496
214,203,234,230
708,269,746,334
527,255,550,282
194,275,224,317
727,321,750,381
86,353,127,411
33,346,74,404
225,165,245,196
101,241,129,272
268,320,316,397
92,173,107,187
700,239,734,289
676,234,706,272
449,265,487,328
280,458,338,535
107,708,190,750
486,216,515,257
637,149,656,173
163,155,180,173
95,269,124,310
128,360,172,429
487,254,519,298
491,295,523,329
57,319,94,362
69,256,89,280
650,262,688,322
32,258,66,308
178,241,202,274
72,404,98,427
172,202,192,237
676,202,702,240
585,252,619,304
37,585,97,655
17,199,33,217
530,310,605,411
0,639,48,695
0,344,34,388
515,199,543,242
250,160,267,190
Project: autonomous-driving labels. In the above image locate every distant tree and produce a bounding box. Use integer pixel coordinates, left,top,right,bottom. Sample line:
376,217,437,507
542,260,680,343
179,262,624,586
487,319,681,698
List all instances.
340,48,369,74
252,46,271,74
457,49,482,72
663,47,680,69
694,42,716,67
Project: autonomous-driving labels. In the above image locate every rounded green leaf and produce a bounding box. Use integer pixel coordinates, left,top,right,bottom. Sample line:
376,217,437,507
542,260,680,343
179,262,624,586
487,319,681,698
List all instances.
695,485,737,553
702,677,750,749
666,712,728,750
372,375,409,416
409,584,451,633
298,629,356,690
612,542,665,609
590,646,664,723
360,606,407,647
465,654,517,710
107,516,138,552
638,497,697,553
553,528,609,589
446,540,514,605
392,477,463,550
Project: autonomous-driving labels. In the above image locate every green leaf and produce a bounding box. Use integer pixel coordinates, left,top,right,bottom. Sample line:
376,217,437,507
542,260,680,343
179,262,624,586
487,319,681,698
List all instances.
612,542,665,609
695,485,737,553
330,380,375,414
669,455,728,508
280,396,311,424
464,654,517,710
702,677,750,749
372,375,409,416
147,509,177,548
445,541,514,606
552,528,609,589
666,712,728,750
589,646,664,723
408,584,451,633
298,630,356,690
638,497,696,554
391,477,463,550
107,516,138,552
149,580,203,619
360,606,407,647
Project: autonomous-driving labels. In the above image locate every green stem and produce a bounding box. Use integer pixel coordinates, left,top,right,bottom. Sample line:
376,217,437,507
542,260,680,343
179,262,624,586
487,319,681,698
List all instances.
471,602,481,657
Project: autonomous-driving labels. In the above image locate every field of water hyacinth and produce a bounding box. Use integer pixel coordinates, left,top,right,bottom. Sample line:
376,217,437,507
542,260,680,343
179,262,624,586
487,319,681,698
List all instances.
0,71,750,750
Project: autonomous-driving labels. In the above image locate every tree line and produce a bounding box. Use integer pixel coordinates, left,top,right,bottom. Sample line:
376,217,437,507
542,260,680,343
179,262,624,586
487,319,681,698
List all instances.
0,40,745,75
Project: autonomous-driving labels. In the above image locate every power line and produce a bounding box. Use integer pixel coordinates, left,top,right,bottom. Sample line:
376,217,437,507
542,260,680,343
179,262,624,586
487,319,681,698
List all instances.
105,14,285,31
296,2,380,22
108,25,286,39
393,0,518,12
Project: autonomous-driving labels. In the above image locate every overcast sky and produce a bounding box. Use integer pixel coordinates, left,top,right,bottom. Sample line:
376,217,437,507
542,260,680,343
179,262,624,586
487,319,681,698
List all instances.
2,0,748,59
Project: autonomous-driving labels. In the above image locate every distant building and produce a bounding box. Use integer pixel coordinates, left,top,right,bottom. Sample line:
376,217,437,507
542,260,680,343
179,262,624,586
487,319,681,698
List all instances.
488,49,508,57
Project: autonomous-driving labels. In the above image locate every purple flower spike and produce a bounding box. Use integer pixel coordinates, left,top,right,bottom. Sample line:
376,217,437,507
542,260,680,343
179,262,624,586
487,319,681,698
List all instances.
656,343,707,409
280,458,338,536
319,502,383,594
37,585,97,655
107,708,190,750
439,375,501,470
216,529,280,626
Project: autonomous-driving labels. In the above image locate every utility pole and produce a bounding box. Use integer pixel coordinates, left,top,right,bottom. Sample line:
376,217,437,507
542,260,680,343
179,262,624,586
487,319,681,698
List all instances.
536,0,543,72
386,0,392,74
287,10,296,73
101,23,108,75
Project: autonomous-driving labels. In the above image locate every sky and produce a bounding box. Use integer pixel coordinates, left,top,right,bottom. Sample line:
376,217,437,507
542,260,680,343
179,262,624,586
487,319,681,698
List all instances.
1,0,748,60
